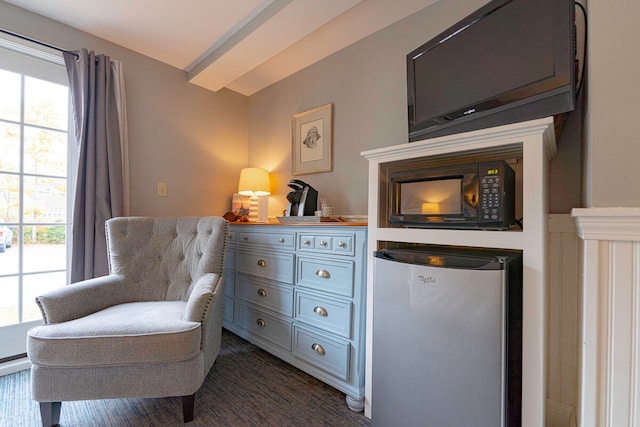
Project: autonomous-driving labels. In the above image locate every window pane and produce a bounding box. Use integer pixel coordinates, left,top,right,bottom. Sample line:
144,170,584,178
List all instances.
24,126,67,176
0,224,18,275
24,76,68,130
23,272,66,322
0,276,19,327
23,176,66,223
22,226,66,273
0,122,20,173
0,173,20,222
0,69,20,122
0,45,70,352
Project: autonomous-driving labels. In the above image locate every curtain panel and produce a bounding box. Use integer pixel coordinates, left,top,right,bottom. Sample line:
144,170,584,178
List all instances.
64,49,127,282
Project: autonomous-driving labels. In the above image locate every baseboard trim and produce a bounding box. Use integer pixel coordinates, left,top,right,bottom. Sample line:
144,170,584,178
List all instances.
546,399,576,427
0,357,31,377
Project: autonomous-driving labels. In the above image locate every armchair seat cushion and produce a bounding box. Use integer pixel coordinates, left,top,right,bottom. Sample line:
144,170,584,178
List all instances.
28,301,201,368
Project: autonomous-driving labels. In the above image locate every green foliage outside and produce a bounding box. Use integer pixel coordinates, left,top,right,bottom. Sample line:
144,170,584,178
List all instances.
22,225,66,245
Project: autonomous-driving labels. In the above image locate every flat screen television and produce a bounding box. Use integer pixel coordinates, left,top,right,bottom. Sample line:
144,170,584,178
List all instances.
407,0,576,142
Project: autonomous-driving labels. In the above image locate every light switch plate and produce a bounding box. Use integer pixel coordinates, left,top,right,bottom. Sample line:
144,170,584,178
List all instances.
157,182,168,197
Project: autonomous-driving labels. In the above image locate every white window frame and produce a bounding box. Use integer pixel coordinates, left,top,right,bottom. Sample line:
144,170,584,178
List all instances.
0,36,76,375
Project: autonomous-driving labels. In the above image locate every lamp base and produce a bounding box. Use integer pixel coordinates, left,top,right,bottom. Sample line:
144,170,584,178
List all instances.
248,196,259,222
257,196,269,223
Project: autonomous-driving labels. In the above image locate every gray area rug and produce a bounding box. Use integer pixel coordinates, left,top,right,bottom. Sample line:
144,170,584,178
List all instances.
1,329,371,426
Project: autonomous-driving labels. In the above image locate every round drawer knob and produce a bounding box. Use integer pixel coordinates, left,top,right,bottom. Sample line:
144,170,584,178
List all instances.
320,240,328,247
256,318,266,328
311,343,326,356
304,240,311,246
338,241,346,248
315,269,330,279
257,259,267,267
257,289,267,297
278,238,285,243
243,235,249,241
313,306,328,317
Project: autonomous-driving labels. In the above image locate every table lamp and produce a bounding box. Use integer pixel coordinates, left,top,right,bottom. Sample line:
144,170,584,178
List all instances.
238,167,271,222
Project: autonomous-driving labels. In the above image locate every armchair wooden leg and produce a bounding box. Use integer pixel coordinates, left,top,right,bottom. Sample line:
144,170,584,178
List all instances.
182,394,195,423
39,401,61,427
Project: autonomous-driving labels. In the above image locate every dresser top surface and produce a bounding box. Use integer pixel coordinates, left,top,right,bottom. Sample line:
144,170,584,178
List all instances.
229,221,367,227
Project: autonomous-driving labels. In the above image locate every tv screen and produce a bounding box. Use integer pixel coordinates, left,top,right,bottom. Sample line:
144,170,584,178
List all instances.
408,0,576,141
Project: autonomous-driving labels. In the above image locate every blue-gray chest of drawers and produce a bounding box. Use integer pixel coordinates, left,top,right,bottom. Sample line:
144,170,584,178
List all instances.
223,223,367,411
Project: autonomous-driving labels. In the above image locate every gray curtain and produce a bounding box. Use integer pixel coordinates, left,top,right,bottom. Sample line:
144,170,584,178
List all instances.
64,49,123,282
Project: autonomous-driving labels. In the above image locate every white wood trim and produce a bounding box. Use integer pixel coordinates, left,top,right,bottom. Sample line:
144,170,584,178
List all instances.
361,116,556,162
546,399,576,427
0,357,30,377
362,118,555,425
0,320,41,359
572,208,640,427
573,207,640,241
547,214,580,413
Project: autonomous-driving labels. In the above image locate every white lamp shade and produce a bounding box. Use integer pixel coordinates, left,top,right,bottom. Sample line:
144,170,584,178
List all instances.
238,167,271,196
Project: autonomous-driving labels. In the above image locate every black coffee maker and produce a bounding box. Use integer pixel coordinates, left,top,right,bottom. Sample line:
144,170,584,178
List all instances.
285,180,318,216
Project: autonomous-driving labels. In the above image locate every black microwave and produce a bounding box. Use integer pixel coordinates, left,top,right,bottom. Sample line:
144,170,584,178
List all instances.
389,160,515,230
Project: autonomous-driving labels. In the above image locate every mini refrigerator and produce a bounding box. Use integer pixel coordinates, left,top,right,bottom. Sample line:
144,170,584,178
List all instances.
372,245,522,427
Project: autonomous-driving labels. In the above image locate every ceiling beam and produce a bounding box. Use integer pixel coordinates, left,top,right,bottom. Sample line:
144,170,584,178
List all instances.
186,0,293,82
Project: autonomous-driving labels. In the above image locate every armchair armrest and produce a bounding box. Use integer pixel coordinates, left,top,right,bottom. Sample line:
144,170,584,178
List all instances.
184,273,224,371
184,273,222,323
35,274,130,324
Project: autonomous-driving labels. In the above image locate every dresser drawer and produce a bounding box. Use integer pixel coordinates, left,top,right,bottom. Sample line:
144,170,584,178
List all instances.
295,291,352,338
293,325,350,381
298,233,356,256
236,274,294,317
236,249,295,283
237,230,296,251
297,256,354,297
225,246,236,270
235,303,292,351
223,271,235,297
223,295,234,324
228,228,237,244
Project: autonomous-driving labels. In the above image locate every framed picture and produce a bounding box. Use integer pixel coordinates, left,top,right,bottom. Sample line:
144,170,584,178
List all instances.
292,103,333,175
231,193,250,215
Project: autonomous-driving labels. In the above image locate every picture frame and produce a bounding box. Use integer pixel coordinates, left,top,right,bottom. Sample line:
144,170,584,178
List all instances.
231,193,250,215
292,103,333,175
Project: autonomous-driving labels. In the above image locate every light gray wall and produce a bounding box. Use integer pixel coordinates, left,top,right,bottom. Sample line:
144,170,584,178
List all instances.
586,0,640,207
3,0,602,217
0,1,249,217
248,0,586,216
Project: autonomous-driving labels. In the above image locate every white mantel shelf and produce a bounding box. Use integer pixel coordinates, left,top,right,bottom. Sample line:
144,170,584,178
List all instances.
573,207,640,241
362,117,556,162
361,117,556,426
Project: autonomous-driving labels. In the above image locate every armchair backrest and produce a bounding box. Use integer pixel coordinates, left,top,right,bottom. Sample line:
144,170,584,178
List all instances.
105,216,229,301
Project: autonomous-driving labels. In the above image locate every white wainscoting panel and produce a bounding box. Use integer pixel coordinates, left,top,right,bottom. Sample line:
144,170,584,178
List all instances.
547,214,580,427
573,207,640,427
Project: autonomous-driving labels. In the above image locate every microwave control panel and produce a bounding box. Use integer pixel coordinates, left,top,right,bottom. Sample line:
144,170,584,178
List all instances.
478,161,515,227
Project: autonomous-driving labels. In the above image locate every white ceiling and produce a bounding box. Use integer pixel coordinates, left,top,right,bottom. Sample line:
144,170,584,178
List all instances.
4,0,437,95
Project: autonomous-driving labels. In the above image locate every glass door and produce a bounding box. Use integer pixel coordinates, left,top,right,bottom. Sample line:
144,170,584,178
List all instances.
0,45,72,361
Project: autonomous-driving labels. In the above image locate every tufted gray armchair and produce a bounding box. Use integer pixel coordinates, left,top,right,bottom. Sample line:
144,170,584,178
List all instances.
27,216,229,426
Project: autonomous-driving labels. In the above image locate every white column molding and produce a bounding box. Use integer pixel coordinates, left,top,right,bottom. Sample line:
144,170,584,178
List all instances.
573,207,640,241
572,207,640,427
